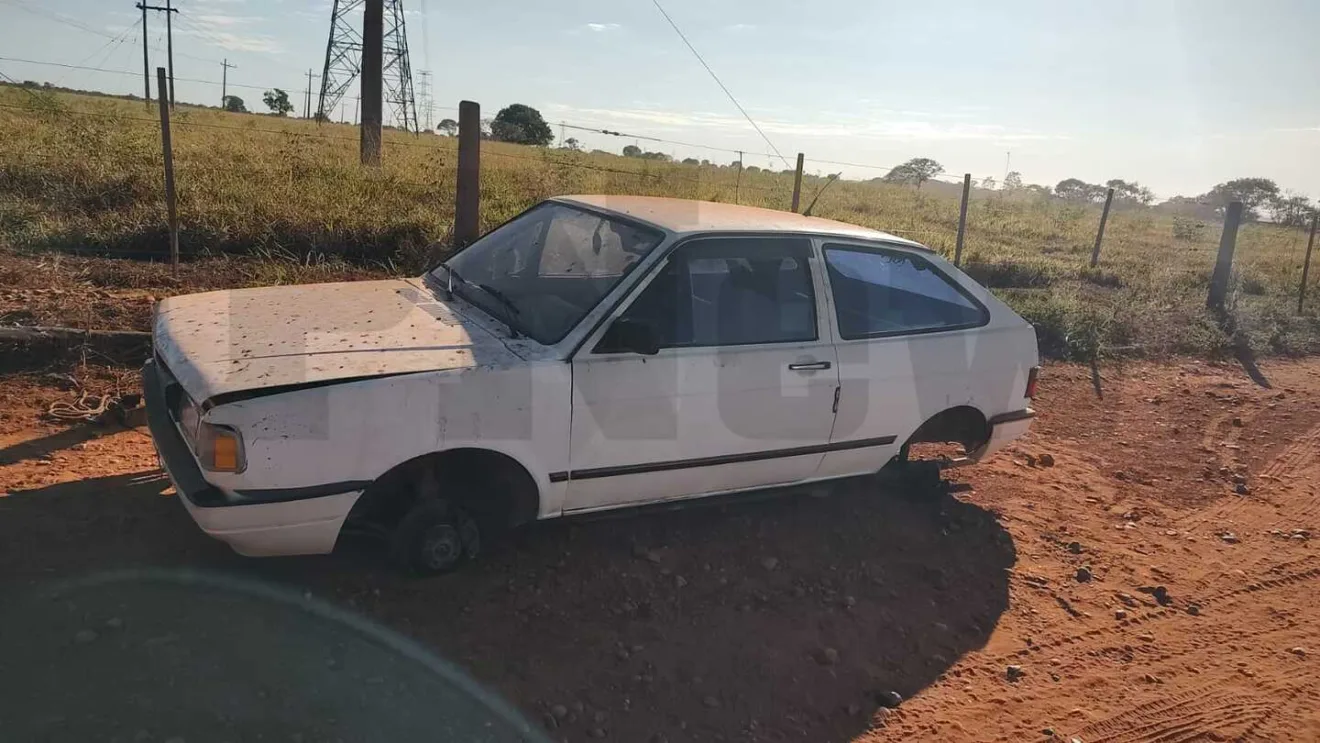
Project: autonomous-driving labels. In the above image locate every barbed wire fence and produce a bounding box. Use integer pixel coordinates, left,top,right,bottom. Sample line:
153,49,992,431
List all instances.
0,61,1317,317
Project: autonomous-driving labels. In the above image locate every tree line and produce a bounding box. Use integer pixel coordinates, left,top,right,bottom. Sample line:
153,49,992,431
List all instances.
875,157,1316,227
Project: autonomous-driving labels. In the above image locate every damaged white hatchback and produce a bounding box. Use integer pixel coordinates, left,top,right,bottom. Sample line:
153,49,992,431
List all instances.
146,195,1039,573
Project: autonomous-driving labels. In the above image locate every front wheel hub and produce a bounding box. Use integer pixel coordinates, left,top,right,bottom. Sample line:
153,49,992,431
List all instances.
420,523,462,571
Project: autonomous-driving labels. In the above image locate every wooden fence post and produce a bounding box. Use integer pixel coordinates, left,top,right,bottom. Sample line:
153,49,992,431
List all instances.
1207,201,1243,310
1090,187,1115,268
790,153,804,213
953,173,971,266
1300,212,1318,313
734,151,743,205
453,100,481,247
155,67,179,269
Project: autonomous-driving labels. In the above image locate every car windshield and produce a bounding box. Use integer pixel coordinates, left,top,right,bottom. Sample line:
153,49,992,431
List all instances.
434,202,665,345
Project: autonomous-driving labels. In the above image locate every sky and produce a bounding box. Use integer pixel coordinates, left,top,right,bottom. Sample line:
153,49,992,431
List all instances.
1,0,1318,200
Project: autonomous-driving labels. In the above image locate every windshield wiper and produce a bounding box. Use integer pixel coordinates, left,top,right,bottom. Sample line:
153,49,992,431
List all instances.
425,264,455,298
438,265,523,337
474,282,521,319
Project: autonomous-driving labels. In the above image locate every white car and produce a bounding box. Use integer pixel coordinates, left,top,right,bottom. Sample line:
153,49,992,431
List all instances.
146,196,1039,573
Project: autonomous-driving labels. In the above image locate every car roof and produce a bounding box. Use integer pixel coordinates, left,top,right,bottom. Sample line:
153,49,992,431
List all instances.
553,195,929,250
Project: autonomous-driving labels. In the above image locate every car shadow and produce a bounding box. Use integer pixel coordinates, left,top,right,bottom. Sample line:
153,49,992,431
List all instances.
0,470,239,574
0,471,1013,742
0,422,128,466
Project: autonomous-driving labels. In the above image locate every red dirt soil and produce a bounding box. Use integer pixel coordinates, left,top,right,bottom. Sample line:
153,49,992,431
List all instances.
2,358,1319,742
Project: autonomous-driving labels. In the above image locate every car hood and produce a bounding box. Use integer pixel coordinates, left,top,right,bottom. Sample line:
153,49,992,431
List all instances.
153,278,526,403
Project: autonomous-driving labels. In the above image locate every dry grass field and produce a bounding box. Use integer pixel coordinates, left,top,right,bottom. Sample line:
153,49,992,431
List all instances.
2,84,1317,359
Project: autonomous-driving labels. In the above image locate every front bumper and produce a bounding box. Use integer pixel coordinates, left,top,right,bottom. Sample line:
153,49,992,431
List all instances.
143,358,225,506
143,360,361,557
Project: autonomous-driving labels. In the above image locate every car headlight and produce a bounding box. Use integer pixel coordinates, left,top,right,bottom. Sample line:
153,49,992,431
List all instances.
178,396,202,443
197,423,246,473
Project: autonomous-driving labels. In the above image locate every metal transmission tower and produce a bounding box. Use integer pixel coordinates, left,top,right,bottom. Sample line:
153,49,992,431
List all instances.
417,70,433,131
317,0,419,133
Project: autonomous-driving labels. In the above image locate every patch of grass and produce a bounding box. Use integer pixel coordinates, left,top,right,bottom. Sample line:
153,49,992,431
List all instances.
963,259,1057,289
1,86,1318,359
1077,266,1126,288
1239,275,1268,296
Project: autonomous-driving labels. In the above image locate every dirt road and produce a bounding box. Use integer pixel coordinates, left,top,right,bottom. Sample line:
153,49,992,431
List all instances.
2,359,1318,742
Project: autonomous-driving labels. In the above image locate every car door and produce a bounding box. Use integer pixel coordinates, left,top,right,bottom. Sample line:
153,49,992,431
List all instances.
562,235,840,512
814,241,993,479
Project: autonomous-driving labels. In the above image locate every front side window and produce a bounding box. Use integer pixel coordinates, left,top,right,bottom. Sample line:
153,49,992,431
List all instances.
823,244,988,339
619,237,817,349
436,202,664,344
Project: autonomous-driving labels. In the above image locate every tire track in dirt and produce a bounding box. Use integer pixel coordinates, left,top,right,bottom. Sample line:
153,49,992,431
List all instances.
1055,413,1320,743
1069,652,1317,743
992,564,1320,667
1177,406,1267,531
1168,420,1320,595
1047,585,1318,742
1259,423,1320,481
1261,422,1320,530
1073,690,1275,743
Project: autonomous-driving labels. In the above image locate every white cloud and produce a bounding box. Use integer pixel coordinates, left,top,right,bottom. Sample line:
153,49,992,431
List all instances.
585,22,621,32
194,14,259,27
187,29,283,53
727,23,756,32
179,12,284,54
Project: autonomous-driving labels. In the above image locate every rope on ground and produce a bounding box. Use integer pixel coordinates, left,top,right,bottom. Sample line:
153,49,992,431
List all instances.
46,388,112,422
45,388,143,424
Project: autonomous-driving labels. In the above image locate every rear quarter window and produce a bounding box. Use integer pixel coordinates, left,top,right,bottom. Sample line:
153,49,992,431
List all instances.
823,244,989,339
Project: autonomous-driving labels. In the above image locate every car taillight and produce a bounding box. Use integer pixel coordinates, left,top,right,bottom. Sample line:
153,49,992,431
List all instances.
1025,366,1040,399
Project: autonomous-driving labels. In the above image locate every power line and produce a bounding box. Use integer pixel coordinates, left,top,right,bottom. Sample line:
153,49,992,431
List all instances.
0,56,283,94
0,0,217,64
169,11,229,50
56,18,141,87
559,121,776,160
807,156,899,172
648,0,789,168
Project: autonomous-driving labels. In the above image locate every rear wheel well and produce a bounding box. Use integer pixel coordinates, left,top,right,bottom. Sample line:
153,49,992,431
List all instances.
349,449,541,535
905,406,990,454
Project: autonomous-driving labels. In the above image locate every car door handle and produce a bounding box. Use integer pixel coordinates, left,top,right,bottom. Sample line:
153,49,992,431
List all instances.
787,361,831,371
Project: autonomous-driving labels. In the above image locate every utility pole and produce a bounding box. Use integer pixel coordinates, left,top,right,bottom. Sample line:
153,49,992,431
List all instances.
164,0,176,108
136,3,177,107
360,0,384,165
220,58,235,107
136,3,150,107
304,69,319,119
